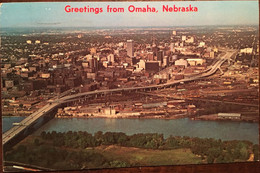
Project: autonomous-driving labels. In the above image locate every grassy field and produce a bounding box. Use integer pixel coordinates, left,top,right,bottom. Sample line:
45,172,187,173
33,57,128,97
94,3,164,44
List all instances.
95,145,203,166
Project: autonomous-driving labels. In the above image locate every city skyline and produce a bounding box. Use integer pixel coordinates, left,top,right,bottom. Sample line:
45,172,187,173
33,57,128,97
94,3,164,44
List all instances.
0,1,259,28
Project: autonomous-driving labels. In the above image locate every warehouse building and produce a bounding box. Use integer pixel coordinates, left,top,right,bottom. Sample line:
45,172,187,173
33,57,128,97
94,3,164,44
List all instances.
218,113,241,119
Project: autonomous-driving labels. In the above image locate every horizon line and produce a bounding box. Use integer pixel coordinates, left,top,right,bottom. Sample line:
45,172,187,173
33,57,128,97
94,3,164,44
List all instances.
1,24,259,29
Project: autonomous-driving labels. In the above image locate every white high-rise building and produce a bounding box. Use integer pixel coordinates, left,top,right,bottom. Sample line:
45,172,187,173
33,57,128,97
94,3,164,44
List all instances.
182,36,186,41
107,54,115,63
126,40,134,57
139,59,146,69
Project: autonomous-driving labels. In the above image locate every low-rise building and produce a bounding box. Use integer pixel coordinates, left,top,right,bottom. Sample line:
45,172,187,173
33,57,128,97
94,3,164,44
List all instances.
218,113,241,119
175,59,188,68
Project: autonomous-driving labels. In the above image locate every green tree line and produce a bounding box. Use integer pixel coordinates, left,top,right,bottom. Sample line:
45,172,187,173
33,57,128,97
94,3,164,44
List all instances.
39,131,258,163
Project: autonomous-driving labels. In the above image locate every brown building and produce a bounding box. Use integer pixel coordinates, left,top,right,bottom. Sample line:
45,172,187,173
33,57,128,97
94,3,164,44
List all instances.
145,61,160,72
65,77,81,88
5,80,14,88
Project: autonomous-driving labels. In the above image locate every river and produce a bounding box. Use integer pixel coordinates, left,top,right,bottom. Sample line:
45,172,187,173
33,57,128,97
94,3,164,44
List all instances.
2,116,258,144
2,116,26,133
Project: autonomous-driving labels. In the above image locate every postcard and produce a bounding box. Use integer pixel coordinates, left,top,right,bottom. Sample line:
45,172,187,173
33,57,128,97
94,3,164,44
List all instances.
1,1,259,171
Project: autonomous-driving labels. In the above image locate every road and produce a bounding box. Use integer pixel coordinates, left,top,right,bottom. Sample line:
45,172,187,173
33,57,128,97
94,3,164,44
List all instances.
2,49,237,146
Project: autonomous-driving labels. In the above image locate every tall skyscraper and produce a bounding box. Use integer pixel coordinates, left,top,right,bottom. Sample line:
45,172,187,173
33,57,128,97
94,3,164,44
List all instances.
126,40,134,57
89,56,98,71
157,50,164,64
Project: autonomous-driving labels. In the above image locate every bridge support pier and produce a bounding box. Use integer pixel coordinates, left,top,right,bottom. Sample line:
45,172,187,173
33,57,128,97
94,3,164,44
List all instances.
227,59,231,65
218,67,224,75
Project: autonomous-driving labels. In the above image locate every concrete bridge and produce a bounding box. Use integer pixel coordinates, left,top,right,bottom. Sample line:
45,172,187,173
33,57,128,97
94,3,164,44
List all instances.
2,50,237,147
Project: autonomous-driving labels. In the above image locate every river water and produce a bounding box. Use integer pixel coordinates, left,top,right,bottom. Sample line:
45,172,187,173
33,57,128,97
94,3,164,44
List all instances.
2,117,259,144
2,116,26,133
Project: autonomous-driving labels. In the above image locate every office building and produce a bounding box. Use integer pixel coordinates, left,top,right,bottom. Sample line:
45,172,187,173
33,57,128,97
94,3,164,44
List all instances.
126,40,134,57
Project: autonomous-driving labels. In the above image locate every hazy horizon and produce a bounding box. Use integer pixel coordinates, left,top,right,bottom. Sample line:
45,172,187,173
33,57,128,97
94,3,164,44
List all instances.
1,1,259,28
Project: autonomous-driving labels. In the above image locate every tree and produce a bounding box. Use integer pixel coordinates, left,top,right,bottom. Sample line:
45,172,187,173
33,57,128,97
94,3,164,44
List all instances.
223,153,233,163
207,154,215,163
116,132,128,146
208,147,221,158
128,134,147,148
17,145,27,153
50,131,57,139
216,155,224,163
102,132,116,145
53,137,65,147
34,138,40,146
77,138,87,149
40,131,47,139
165,136,180,149
109,160,128,168
239,146,249,160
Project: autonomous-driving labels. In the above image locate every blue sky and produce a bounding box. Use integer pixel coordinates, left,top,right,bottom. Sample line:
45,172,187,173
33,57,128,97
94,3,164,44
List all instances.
0,1,259,28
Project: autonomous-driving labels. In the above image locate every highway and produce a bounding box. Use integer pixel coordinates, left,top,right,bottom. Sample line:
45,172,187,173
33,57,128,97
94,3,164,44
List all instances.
2,50,236,146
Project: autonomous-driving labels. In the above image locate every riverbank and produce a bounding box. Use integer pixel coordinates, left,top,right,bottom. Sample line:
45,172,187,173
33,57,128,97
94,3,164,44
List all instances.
55,113,188,120
3,113,257,123
55,113,258,123
193,114,259,123
2,113,31,117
